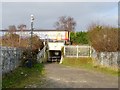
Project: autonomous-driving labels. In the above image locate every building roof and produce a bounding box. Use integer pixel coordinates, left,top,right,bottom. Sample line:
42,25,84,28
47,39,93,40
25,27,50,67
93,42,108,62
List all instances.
0,29,69,32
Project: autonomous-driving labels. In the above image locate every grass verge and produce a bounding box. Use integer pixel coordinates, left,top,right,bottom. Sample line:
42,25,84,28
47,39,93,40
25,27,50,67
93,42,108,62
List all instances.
2,63,45,88
62,57,119,76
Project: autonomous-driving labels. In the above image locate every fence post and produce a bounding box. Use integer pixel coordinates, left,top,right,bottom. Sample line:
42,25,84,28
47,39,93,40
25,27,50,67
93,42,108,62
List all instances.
89,46,91,57
44,46,45,58
64,46,65,56
44,45,46,58
77,45,78,58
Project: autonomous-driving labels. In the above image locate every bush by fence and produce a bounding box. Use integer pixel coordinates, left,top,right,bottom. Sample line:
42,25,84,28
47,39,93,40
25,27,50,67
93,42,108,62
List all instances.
88,24,118,52
1,33,44,51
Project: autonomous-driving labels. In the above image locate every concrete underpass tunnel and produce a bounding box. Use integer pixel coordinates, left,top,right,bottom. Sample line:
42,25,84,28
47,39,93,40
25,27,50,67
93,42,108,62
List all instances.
48,50,62,62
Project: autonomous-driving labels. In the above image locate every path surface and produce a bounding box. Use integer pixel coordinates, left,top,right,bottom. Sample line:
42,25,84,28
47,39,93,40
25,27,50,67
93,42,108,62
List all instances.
27,63,118,88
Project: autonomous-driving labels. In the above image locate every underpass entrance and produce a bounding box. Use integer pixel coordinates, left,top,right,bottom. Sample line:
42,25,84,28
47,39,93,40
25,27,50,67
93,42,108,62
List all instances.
48,50,61,62
47,41,64,62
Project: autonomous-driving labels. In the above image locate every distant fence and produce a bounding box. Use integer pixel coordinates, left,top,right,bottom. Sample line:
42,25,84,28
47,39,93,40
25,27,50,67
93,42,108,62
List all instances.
64,45,120,68
64,45,91,57
0,46,22,75
63,45,119,69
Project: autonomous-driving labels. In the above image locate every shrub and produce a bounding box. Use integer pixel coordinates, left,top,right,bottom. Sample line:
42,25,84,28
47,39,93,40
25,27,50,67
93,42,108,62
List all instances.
20,49,38,67
1,33,44,51
70,31,89,45
2,33,19,47
88,24,118,52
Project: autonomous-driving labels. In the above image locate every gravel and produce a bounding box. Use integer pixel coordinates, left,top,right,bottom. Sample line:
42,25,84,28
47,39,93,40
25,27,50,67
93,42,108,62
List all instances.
27,63,118,88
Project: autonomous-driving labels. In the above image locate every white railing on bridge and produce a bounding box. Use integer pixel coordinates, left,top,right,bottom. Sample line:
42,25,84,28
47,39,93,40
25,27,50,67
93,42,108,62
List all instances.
37,45,47,63
64,45,92,58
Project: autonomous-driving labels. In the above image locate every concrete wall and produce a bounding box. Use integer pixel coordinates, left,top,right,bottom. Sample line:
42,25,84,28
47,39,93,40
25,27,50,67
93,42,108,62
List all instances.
91,48,119,69
0,46,22,74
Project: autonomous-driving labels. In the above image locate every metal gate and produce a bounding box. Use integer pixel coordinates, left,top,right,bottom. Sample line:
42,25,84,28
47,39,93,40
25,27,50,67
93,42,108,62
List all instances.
64,45,91,57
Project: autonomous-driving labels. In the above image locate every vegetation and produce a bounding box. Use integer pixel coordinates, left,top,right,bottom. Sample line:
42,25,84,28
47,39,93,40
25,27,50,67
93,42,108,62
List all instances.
2,63,45,88
70,31,89,45
1,33,44,50
62,57,119,76
1,32,44,66
1,25,44,67
1,24,44,49
8,25,17,33
88,24,118,52
54,16,76,32
61,47,64,56
2,33,20,47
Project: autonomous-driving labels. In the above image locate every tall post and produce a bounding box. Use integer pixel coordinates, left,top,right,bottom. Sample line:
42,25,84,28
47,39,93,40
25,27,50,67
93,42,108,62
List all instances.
64,46,65,56
27,14,34,68
69,31,70,42
44,39,45,58
31,15,34,53
77,45,78,58
89,46,91,57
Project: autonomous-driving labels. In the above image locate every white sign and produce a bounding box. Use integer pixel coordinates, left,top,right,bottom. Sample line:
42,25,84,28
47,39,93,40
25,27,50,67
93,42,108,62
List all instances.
15,30,69,40
33,31,69,40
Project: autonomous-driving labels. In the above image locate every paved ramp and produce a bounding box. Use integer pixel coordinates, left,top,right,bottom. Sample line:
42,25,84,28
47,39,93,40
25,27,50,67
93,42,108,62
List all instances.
39,63,118,88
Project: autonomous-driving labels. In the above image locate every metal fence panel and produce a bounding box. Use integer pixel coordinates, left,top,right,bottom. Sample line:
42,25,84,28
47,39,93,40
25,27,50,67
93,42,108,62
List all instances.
64,45,91,57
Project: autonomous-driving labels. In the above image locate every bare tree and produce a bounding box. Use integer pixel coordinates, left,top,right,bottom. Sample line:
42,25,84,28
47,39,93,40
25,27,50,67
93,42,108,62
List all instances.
8,25,17,34
8,25,17,46
17,24,27,46
17,24,26,31
54,16,76,32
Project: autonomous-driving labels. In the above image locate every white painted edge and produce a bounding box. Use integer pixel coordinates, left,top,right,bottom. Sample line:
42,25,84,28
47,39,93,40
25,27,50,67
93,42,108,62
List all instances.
59,56,63,64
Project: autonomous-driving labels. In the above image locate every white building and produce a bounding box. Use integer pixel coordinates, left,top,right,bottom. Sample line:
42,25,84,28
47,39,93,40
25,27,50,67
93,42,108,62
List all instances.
1,29,70,41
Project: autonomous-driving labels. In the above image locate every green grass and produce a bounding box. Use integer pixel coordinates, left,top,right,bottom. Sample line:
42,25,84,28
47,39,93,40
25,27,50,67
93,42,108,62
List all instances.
62,57,119,76
2,63,45,88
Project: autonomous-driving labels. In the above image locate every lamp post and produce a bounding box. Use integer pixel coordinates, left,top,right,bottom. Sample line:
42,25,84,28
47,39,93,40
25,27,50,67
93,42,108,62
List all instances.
30,14,34,52
27,14,34,68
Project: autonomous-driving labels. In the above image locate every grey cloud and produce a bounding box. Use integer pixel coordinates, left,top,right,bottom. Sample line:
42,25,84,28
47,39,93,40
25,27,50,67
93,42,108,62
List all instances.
2,2,118,31
0,3,2,29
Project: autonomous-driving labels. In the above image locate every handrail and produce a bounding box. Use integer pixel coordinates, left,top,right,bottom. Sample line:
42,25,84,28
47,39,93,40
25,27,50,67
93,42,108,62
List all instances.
37,45,47,62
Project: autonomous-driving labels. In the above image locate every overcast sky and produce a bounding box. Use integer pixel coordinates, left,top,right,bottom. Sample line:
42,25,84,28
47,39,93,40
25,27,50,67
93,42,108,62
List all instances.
1,2,118,31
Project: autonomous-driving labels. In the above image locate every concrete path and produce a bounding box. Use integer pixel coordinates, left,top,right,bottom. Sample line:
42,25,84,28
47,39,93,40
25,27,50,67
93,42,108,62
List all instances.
37,63,118,88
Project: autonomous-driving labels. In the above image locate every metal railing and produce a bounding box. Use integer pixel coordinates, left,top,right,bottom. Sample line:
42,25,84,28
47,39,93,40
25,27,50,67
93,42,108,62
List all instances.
37,45,47,63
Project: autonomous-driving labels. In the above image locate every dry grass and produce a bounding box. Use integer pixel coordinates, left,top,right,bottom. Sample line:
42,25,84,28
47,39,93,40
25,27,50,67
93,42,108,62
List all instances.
62,57,119,76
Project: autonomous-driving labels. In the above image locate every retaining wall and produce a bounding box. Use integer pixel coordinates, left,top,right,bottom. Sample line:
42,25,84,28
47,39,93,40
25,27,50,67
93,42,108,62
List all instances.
91,48,119,69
